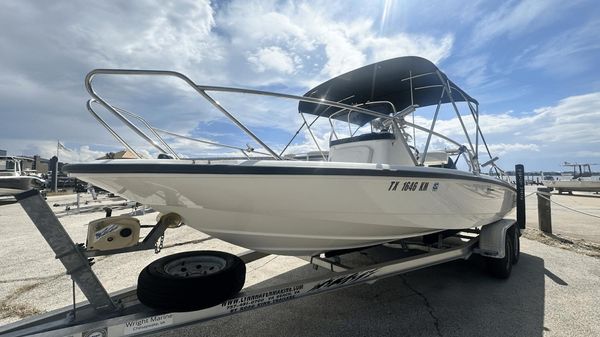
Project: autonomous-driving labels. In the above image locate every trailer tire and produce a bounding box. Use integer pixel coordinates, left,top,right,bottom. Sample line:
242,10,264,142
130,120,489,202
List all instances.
486,234,513,279
137,251,245,312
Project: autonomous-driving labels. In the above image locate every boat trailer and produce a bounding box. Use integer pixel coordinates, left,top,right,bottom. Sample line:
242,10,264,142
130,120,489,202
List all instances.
0,189,523,337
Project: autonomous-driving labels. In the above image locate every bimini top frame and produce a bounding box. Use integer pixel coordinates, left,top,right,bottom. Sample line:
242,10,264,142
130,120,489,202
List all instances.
84,57,507,178
559,162,598,179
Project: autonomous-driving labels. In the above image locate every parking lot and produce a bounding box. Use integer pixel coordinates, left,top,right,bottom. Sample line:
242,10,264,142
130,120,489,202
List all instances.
0,188,599,336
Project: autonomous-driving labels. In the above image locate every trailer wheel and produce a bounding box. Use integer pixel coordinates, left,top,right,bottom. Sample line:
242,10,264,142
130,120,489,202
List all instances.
512,227,520,265
486,233,513,279
137,251,245,312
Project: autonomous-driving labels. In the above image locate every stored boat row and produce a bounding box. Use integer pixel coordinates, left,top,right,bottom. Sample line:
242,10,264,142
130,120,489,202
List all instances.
543,163,600,194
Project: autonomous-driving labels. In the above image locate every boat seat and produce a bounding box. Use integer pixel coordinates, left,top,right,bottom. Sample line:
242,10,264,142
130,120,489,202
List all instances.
329,132,395,146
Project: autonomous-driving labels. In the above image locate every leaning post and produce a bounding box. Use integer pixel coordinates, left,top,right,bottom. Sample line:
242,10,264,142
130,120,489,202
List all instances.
537,187,552,234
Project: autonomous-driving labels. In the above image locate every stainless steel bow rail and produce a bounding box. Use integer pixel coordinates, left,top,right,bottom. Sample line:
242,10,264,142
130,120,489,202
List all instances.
85,69,392,161
84,68,509,179
0,190,520,337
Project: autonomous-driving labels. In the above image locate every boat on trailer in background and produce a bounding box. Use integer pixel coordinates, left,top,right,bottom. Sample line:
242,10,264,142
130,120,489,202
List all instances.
0,156,45,197
64,56,516,256
543,162,600,194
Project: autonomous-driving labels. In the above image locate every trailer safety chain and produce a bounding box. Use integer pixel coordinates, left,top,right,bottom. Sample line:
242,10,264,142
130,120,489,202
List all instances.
155,235,164,253
536,192,600,219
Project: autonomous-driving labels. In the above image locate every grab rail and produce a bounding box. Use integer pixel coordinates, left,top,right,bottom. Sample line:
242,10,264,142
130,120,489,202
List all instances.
112,105,180,159
86,100,143,158
87,100,272,159
85,69,394,161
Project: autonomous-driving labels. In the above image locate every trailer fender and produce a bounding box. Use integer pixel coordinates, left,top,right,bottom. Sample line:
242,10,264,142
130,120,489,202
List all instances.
476,219,517,259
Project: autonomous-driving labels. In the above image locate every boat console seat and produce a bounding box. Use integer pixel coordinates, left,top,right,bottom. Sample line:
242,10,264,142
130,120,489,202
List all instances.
329,132,395,146
328,132,415,165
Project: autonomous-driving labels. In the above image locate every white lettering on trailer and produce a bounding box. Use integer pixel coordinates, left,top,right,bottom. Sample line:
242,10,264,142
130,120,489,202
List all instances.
221,285,304,313
123,314,173,335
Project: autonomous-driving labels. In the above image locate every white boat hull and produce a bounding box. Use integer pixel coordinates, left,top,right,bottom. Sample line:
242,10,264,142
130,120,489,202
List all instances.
0,176,45,196
67,160,516,255
543,179,600,193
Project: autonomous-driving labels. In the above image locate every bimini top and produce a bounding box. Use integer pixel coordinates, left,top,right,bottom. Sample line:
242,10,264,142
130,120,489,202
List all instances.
298,56,477,125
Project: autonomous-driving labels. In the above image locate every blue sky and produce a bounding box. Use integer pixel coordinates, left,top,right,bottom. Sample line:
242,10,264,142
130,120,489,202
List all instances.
0,0,599,171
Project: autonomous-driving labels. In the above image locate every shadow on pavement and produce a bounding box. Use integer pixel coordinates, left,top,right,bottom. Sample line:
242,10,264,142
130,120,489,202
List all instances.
155,246,546,337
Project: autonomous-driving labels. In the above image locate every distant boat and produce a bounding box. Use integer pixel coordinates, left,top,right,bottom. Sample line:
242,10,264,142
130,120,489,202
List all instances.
0,156,46,196
543,163,600,194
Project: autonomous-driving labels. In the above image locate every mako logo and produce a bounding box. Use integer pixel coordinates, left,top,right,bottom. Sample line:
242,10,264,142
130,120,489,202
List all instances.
309,269,378,292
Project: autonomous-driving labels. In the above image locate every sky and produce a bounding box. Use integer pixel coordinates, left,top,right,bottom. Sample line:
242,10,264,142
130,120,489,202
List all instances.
0,0,599,171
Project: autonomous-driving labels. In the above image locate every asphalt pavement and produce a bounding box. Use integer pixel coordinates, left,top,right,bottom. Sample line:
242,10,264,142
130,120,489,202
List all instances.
0,189,598,336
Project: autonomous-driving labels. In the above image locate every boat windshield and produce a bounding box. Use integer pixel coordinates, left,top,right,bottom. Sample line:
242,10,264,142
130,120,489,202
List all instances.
0,159,16,172
0,158,18,173
573,164,592,179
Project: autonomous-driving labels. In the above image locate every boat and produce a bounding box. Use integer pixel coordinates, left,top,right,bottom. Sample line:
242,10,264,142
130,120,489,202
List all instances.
0,156,46,196
63,56,516,256
543,163,600,194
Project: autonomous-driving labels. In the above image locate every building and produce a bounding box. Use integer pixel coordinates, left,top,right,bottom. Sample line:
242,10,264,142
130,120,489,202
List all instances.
33,155,49,173
96,149,138,159
0,153,50,174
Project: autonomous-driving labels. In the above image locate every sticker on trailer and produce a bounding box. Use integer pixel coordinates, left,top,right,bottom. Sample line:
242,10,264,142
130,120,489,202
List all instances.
123,314,173,335
94,224,119,240
221,285,305,313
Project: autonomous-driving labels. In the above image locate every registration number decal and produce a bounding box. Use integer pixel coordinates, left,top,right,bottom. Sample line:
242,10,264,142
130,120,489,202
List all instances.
388,181,438,192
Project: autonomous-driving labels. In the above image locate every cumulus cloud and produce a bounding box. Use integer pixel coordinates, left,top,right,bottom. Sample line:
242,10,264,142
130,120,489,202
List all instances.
407,92,600,169
247,47,297,74
215,1,454,86
1,0,596,172
0,0,455,160
483,143,540,156
526,92,600,144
